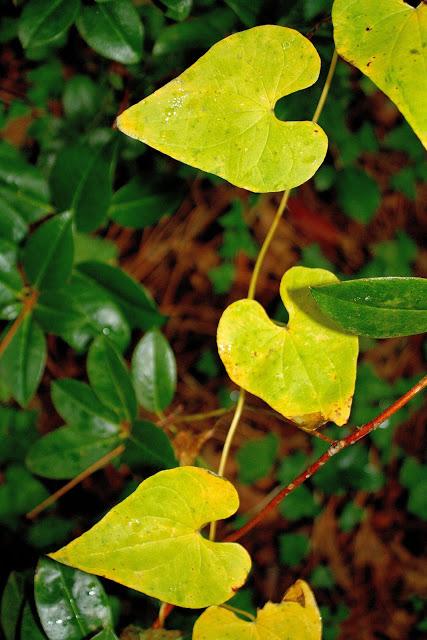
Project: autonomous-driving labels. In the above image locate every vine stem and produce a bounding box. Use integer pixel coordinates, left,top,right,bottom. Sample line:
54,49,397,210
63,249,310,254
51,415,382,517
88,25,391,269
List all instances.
26,444,126,520
225,374,427,543
209,390,245,539
0,289,39,358
211,48,339,537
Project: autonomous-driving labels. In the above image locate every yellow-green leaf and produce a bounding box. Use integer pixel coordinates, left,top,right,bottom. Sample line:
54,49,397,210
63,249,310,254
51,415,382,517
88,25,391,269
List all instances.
193,579,321,640
217,267,358,429
117,26,327,193
333,0,427,148
50,467,251,608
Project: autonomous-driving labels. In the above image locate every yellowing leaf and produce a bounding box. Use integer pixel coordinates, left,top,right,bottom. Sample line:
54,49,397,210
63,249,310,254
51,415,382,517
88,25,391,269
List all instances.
217,267,358,429
193,579,321,640
333,0,427,148
50,467,251,608
117,26,327,193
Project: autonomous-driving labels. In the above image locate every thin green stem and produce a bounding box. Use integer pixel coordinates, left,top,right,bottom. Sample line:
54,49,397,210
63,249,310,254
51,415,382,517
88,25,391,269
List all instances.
312,48,338,124
220,603,256,621
209,389,245,540
211,47,340,541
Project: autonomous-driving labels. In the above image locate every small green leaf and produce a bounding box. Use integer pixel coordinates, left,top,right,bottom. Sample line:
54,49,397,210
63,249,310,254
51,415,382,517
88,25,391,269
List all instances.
88,336,137,422
34,557,112,640
34,291,84,335
58,272,130,353
50,143,115,232
0,143,50,241
109,178,182,229
333,0,427,147
335,168,380,223
20,602,46,640
26,423,121,480
311,277,427,338
408,480,427,521
193,580,321,640
0,406,38,464
118,26,328,192
27,515,74,550
132,330,177,413
125,420,177,470
50,467,251,608
1,572,25,640
158,0,192,22
0,314,46,407
23,212,74,291
0,239,23,320
236,433,279,484
63,74,99,124
78,262,165,331
338,502,365,533
77,0,144,64
279,485,320,521
278,533,310,568
74,232,118,265
18,0,80,49
0,465,48,523
52,378,120,429
224,0,262,27
217,267,359,429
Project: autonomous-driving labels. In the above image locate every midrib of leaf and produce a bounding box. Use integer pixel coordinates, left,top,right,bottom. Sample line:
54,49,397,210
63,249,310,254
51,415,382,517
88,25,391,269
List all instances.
57,385,119,424
23,0,65,47
285,331,325,417
100,4,135,52
37,434,120,464
71,148,102,213
33,218,70,289
57,565,89,637
318,292,427,312
128,434,166,466
106,348,132,421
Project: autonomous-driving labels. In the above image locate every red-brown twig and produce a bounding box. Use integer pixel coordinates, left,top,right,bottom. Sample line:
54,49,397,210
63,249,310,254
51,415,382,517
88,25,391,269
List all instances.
225,374,427,543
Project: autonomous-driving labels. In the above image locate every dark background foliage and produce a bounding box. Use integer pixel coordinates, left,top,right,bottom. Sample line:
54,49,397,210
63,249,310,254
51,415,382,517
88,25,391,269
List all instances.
0,0,426,638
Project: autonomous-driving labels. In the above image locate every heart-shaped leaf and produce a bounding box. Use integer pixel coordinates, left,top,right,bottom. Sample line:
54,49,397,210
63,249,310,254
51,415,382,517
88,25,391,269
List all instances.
193,579,321,639
311,276,427,338
50,467,251,608
333,0,427,148
34,557,112,640
117,26,328,192
217,267,359,429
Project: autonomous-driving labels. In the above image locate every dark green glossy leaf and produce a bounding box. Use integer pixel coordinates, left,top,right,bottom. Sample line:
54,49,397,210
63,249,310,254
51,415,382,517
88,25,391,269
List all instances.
0,314,46,406
18,0,80,49
50,143,114,233
0,406,38,464
109,178,182,229
23,212,74,291
58,272,130,353
34,557,112,640
74,232,118,265
131,330,176,413
0,143,50,241
63,74,99,124
157,0,192,21
0,239,23,320
27,515,74,551
88,336,137,422
0,465,48,524
52,378,120,429
335,168,380,223
26,424,121,480
34,291,84,335
20,603,46,640
125,420,177,470
78,262,165,331
311,277,427,338
77,0,143,64
1,572,25,640
224,0,262,27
